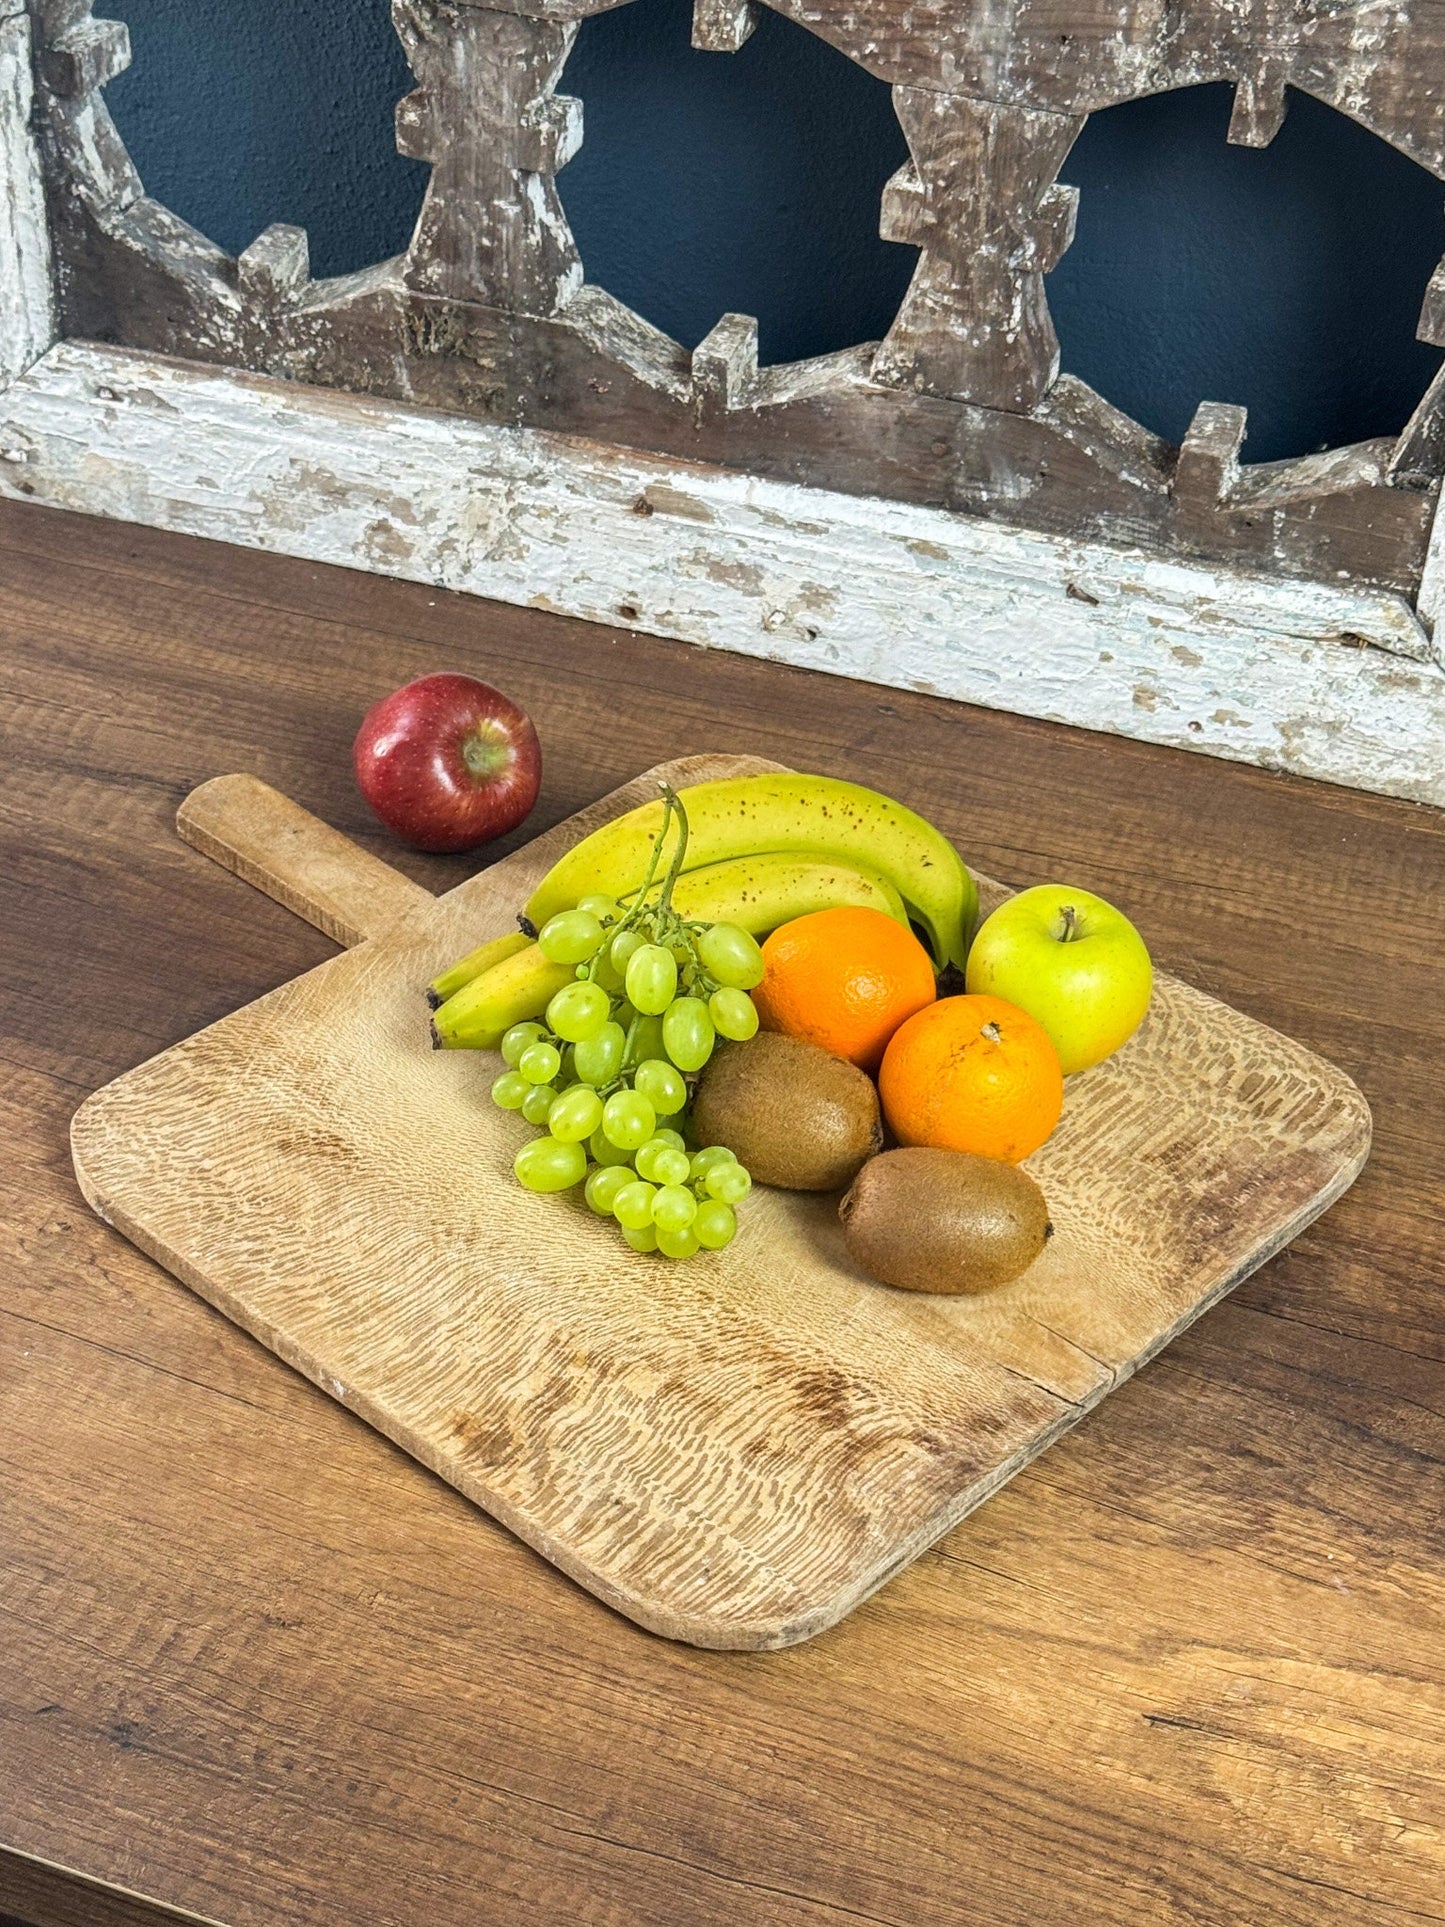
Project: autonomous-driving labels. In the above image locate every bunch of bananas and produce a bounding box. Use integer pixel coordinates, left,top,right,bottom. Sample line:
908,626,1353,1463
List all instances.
429,773,976,1049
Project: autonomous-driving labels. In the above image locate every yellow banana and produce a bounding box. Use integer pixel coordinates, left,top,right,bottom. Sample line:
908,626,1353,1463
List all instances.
526,774,976,970
431,850,915,1048
646,850,911,934
427,928,530,1008
430,941,572,1050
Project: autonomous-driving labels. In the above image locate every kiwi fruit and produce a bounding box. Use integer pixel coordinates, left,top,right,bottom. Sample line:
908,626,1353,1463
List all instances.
691,1032,883,1190
840,1147,1051,1294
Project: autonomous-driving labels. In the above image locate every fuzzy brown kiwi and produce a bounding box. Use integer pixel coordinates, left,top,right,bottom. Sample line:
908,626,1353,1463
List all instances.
839,1147,1051,1294
690,1032,883,1191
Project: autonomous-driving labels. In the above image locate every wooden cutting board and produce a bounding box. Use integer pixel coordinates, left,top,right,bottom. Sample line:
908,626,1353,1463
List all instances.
71,755,1371,1649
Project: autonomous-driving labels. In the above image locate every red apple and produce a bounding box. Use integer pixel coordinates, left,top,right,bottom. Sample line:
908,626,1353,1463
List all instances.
353,673,541,853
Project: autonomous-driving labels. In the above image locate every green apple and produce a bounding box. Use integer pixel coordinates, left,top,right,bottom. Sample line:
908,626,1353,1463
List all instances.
964,884,1153,1074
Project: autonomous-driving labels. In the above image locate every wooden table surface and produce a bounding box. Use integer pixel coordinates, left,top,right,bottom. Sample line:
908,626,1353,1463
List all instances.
1,497,1441,1927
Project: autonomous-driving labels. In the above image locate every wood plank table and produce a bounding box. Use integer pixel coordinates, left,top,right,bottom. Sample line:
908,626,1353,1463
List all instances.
1,497,1441,1927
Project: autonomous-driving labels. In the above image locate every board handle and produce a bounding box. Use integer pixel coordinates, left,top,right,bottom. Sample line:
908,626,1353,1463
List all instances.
177,774,435,948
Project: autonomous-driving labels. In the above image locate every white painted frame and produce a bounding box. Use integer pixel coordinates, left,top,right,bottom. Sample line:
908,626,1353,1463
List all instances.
0,6,55,385
1,22,1441,807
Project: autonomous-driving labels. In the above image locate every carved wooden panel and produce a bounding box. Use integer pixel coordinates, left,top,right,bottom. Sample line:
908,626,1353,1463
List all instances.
16,0,1445,605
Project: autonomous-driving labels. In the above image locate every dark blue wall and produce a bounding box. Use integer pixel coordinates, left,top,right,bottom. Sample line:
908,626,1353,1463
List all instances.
106,0,1444,462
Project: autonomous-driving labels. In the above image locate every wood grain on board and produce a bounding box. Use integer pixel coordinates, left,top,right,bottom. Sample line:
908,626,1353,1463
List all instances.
71,755,1368,1647
176,774,434,949
3,498,1443,1926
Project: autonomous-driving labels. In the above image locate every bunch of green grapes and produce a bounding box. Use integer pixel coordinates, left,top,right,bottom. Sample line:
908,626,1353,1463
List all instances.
489,788,762,1258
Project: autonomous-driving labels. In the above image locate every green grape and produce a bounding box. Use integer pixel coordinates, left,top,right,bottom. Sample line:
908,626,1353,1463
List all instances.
621,1222,659,1253
651,1128,686,1152
609,926,646,974
624,1015,667,1069
589,1126,634,1167
518,1040,561,1085
697,921,765,990
548,1084,604,1142
613,1179,658,1230
490,1070,530,1111
633,1057,687,1117
625,943,678,1015
656,1222,700,1260
602,1088,656,1150
634,1136,673,1183
520,1084,557,1126
709,986,759,1042
662,997,715,1073
546,979,611,1044
573,1021,626,1086
577,894,620,921
514,1136,587,1193
690,1145,737,1182
693,1200,737,1250
651,1183,698,1233
706,1161,752,1204
636,1142,691,1186
585,1163,635,1216
500,1021,544,1067
592,948,625,995
537,909,606,965
654,1147,692,1186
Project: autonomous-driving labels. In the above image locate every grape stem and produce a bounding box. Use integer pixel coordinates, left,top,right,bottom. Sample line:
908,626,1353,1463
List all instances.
653,783,691,910
619,785,685,920
621,1008,642,1068
614,786,690,928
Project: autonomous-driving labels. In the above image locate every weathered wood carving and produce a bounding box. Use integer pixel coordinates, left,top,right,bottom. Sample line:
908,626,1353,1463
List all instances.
1,0,1443,807
873,95,1083,413
394,0,582,315
15,0,1445,608
16,0,1445,601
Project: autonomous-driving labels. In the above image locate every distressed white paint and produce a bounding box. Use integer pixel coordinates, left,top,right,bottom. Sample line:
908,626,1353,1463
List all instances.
0,11,56,389
1416,485,1445,638
2,343,1443,807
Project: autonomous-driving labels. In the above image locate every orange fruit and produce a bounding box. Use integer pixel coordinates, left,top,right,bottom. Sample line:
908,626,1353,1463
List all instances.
878,994,1063,1163
753,906,937,1072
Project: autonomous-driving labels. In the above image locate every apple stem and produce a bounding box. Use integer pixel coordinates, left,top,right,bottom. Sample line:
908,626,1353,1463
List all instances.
1058,905,1080,943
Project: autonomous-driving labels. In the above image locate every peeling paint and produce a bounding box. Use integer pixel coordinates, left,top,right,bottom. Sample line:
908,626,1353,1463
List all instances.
640,483,714,524
362,518,415,568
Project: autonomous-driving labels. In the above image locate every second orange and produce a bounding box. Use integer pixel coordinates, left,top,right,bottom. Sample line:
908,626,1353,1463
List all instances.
879,994,1064,1163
